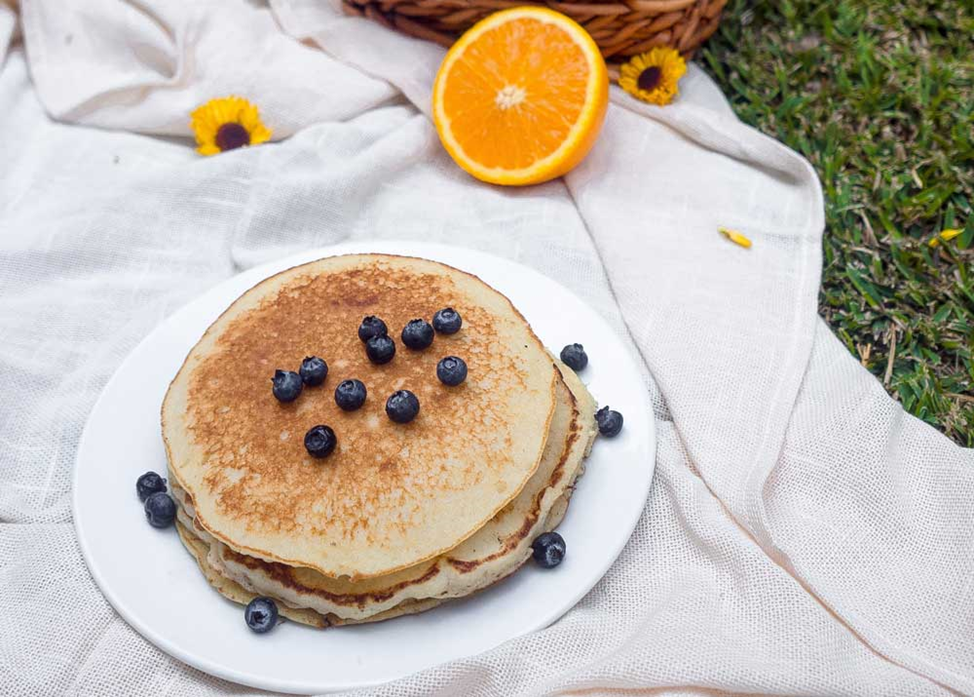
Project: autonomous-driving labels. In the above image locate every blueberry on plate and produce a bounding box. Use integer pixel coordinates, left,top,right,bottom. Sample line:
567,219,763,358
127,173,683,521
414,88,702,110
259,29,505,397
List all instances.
386,390,420,424
595,406,624,437
436,356,467,386
304,425,337,459
358,315,388,343
366,335,396,364
245,597,279,634
334,379,367,411
144,491,176,528
136,471,167,502
559,343,588,372
401,319,434,350
271,370,303,402
299,356,328,386
532,531,566,568
432,307,462,335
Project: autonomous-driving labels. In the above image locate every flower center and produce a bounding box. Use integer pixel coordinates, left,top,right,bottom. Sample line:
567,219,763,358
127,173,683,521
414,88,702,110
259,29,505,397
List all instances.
215,122,251,151
495,85,526,111
637,66,662,92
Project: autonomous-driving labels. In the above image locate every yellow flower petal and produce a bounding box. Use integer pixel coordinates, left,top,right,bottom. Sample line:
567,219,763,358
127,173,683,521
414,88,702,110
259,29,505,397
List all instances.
239,108,263,132
719,227,752,248
618,76,637,92
189,95,272,155
929,228,962,247
250,126,272,145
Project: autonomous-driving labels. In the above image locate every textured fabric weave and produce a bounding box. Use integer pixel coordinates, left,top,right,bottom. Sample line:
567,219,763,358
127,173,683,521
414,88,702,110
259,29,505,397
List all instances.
2,1,972,695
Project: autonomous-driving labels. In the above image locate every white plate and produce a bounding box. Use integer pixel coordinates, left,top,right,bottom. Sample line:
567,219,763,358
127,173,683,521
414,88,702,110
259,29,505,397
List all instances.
73,241,655,694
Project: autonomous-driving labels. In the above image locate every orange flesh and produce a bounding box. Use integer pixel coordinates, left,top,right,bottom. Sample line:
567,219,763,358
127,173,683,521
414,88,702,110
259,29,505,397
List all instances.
440,18,590,170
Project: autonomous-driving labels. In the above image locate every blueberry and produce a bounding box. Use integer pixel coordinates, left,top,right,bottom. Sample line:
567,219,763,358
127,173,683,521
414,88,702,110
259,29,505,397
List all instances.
401,319,434,350
532,531,566,568
304,424,337,459
432,307,462,335
136,471,167,502
245,597,279,634
436,356,467,386
559,344,588,372
366,335,396,364
144,491,176,528
335,379,367,411
386,390,420,424
271,370,303,402
299,356,328,386
358,316,388,343
595,406,624,437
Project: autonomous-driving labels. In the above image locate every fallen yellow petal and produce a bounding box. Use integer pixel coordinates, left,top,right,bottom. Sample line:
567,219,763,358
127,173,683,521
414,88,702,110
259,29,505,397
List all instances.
719,227,752,249
928,229,962,247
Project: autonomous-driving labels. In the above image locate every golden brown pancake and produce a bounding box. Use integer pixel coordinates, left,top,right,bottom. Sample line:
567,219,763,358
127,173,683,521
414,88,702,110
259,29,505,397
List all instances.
163,254,558,580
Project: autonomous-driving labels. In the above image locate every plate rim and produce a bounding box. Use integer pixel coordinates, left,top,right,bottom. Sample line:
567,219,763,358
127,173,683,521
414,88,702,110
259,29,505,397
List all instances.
72,240,656,694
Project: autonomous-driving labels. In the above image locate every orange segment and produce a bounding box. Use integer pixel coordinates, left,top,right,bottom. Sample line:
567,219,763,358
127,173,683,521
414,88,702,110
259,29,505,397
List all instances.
432,7,609,186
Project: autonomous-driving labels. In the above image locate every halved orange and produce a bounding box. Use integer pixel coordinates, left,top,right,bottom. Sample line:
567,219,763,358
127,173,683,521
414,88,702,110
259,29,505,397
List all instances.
432,7,609,186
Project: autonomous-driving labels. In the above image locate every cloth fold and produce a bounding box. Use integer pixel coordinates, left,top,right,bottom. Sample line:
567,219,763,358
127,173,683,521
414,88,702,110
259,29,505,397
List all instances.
2,1,972,695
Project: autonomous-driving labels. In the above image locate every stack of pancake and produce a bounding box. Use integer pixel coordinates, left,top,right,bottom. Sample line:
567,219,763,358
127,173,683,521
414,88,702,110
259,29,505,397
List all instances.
162,254,597,627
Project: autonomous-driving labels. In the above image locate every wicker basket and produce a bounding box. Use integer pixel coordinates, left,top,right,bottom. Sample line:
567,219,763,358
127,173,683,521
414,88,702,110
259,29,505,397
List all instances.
343,0,727,67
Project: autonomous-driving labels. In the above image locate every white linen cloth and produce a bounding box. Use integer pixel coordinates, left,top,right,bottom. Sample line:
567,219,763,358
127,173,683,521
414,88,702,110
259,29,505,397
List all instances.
2,0,972,694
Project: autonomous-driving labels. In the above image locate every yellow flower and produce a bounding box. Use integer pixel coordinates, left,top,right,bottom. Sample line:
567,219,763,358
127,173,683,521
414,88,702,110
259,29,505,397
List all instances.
719,227,752,248
190,96,272,156
928,228,962,247
618,47,687,106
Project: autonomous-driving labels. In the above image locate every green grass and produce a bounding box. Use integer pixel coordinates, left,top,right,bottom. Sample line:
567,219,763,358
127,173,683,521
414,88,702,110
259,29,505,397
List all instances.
698,0,974,445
